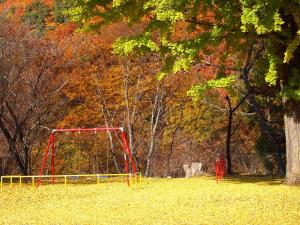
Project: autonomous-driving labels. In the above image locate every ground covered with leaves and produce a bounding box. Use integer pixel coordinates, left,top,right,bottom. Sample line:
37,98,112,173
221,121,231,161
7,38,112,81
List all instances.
0,176,299,225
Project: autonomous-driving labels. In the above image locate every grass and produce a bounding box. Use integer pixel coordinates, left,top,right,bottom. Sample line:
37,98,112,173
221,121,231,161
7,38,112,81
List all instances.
0,176,300,225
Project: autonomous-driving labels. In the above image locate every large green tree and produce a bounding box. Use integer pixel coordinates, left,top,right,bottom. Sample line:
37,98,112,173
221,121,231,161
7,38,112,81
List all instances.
67,0,300,184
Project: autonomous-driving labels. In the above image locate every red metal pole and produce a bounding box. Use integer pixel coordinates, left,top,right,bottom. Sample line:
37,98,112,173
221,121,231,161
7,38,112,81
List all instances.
121,134,130,186
121,131,137,174
220,153,224,179
218,161,221,182
216,160,221,182
37,133,54,188
53,127,122,133
51,134,55,184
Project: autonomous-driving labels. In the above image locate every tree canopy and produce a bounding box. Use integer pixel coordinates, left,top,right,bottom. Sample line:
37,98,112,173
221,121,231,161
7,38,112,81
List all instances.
67,0,299,99
67,0,300,183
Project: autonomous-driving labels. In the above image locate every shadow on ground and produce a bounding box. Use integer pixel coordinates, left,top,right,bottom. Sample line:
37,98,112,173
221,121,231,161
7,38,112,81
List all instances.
223,175,285,186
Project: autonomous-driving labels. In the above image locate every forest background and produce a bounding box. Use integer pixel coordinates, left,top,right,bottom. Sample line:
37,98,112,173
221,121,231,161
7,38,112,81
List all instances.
0,0,297,180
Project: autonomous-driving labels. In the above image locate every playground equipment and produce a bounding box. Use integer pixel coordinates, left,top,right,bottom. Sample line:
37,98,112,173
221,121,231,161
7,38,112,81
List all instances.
215,153,225,182
0,127,142,191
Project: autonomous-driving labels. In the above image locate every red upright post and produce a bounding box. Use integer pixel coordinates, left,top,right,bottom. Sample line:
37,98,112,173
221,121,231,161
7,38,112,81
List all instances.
216,153,226,183
51,133,55,184
37,133,54,188
121,131,137,174
215,160,220,182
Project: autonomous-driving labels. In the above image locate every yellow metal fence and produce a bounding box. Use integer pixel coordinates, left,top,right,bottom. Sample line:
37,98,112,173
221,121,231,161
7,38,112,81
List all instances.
1,173,142,191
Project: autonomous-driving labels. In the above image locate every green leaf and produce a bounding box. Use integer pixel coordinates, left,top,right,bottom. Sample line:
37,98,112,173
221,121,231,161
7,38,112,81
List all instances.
284,30,300,63
113,33,159,56
265,53,278,86
188,76,237,99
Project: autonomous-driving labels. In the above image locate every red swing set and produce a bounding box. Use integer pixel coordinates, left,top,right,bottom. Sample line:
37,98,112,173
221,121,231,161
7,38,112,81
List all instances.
37,127,137,188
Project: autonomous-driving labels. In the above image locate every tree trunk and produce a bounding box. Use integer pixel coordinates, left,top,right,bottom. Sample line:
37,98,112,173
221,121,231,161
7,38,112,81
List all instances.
24,145,30,175
165,108,183,177
225,110,233,175
144,82,163,177
105,129,120,173
99,99,121,173
247,93,286,174
0,120,27,175
9,144,27,175
242,64,285,174
166,124,181,176
284,99,300,184
225,94,249,175
145,135,155,177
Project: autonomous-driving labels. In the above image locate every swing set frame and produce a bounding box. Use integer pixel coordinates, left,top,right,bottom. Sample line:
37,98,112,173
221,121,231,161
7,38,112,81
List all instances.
36,127,137,188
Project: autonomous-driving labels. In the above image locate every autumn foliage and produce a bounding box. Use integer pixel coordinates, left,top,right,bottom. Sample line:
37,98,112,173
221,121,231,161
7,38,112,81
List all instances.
0,0,285,178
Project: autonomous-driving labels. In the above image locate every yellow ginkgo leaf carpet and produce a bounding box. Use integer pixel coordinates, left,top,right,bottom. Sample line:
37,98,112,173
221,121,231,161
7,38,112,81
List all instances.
0,176,299,225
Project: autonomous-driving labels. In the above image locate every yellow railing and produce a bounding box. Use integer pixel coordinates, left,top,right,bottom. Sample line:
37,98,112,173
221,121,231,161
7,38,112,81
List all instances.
0,173,142,191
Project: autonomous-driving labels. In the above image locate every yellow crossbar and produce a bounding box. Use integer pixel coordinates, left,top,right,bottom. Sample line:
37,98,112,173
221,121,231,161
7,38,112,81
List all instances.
1,174,133,178
0,173,142,191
